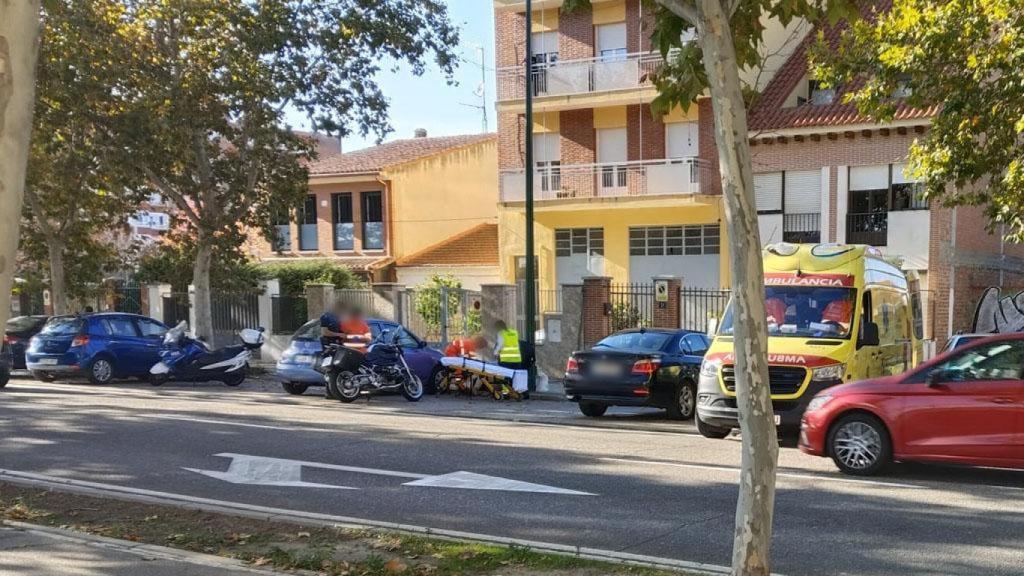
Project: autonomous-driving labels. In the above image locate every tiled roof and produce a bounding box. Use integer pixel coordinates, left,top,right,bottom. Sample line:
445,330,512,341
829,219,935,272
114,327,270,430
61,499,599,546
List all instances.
396,223,499,267
748,2,935,132
309,133,496,176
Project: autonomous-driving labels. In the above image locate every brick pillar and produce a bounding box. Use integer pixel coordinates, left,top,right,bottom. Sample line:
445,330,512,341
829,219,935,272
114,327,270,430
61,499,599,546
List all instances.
651,276,682,329
559,8,594,60
560,109,596,198
305,283,335,322
626,1,655,53
144,283,172,321
582,276,612,347
697,97,721,196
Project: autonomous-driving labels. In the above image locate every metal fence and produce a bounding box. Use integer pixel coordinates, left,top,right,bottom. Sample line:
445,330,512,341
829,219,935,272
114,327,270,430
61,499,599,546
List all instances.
610,283,654,331
334,289,377,317
113,280,142,315
162,293,190,327
271,296,308,335
211,291,260,348
401,287,481,346
680,288,732,333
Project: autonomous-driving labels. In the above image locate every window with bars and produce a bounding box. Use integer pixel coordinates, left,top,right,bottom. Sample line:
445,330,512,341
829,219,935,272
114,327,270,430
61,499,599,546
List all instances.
555,228,604,258
629,225,720,256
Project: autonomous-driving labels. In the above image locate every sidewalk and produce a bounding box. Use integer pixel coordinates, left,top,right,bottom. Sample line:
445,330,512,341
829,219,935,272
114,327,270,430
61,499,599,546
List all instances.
0,521,282,576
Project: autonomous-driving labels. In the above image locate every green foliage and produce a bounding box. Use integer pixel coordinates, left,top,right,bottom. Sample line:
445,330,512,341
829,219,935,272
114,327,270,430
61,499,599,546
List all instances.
561,0,592,14
611,302,648,332
135,236,263,293
19,0,149,302
647,0,858,116
258,261,364,297
811,0,1024,240
414,275,463,333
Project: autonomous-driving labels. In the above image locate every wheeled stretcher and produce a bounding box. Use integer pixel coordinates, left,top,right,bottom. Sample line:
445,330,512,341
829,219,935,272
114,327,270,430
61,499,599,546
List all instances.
439,356,528,399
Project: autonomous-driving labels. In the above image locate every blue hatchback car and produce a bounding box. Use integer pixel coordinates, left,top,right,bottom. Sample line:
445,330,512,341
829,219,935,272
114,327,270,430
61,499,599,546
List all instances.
277,318,443,395
26,313,168,384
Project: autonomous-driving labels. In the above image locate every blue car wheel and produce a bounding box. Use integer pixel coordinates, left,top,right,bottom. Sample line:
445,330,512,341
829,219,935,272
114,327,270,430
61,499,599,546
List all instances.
87,356,116,385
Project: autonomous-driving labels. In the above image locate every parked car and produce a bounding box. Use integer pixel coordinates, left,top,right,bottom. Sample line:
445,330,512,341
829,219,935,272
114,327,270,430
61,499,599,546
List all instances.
276,318,443,395
5,315,49,369
0,340,11,388
26,313,168,384
800,333,1024,476
564,329,711,420
939,333,990,354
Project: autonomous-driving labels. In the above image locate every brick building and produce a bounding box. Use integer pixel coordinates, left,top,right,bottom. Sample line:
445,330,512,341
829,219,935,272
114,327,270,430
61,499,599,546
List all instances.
246,132,498,283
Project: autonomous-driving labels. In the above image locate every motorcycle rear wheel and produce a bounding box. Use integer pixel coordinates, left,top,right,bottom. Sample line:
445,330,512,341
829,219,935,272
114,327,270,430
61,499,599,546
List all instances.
328,371,360,403
402,374,424,402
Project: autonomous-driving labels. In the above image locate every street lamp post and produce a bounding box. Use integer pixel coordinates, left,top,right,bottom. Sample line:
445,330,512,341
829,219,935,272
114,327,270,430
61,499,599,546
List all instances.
523,0,537,390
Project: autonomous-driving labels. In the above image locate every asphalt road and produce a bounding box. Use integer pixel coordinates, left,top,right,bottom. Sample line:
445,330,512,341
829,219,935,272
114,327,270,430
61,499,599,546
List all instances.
1,374,1022,576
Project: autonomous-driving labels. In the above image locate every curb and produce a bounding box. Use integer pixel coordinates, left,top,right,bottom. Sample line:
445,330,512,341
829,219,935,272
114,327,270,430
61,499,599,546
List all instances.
0,468,731,576
1,520,289,575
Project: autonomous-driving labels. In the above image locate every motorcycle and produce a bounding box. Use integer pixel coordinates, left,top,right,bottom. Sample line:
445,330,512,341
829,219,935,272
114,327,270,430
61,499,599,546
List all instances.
150,321,265,387
319,330,423,403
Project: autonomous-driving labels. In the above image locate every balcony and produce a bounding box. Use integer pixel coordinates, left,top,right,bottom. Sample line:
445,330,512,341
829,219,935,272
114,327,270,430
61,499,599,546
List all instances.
500,158,706,202
846,212,888,246
782,212,821,244
497,53,664,103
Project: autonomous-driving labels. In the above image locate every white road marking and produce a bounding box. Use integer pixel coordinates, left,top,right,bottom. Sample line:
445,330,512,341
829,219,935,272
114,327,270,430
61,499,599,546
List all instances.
0,469,720,574
600,457,925,489
185,453,594,495
404,471,595,495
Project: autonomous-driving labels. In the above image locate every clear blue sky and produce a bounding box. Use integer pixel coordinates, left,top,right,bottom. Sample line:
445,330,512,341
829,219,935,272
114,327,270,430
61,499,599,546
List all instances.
287,0,497,153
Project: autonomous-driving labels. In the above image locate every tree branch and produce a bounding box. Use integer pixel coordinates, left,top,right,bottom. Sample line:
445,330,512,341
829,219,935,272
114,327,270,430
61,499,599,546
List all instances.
142,166,201,225
656,0,700,26
23,187,56,238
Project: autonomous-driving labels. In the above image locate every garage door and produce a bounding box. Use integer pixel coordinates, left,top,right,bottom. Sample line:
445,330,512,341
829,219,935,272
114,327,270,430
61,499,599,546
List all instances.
628,225,720,288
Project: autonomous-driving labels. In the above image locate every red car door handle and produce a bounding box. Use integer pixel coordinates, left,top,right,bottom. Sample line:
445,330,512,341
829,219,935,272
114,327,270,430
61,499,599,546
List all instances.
991,398,1016,404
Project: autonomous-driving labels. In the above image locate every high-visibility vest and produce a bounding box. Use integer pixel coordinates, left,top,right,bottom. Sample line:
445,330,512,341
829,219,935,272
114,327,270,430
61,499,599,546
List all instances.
498,328,522,363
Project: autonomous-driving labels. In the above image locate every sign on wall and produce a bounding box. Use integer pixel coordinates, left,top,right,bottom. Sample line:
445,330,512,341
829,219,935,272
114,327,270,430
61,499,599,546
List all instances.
655,279,670,309
128,211,170,231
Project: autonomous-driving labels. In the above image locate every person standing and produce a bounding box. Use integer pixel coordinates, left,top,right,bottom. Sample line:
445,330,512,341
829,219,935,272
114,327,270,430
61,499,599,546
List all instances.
491,320,522,370
319,301,347,347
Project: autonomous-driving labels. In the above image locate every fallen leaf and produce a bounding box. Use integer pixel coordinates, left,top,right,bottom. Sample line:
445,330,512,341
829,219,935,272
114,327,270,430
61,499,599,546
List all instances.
384,558,408,573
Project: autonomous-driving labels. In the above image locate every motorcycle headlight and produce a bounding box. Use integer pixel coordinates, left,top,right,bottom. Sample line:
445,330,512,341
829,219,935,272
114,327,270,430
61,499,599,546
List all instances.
700,359,721,378
810,363,845,382
806,394,833,413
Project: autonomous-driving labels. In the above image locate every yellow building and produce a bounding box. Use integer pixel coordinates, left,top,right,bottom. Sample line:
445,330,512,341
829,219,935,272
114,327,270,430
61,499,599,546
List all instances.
492,0,806,298
247,131,499,283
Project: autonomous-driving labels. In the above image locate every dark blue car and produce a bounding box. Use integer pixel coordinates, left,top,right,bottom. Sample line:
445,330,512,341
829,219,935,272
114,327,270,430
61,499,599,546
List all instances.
26,313,168,384
564,328,710,420
277,318,443,395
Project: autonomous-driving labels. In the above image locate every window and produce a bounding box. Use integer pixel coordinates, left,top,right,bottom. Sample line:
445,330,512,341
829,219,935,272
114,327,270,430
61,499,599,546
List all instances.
298,195,318,251
394,327,422,349
534,133,561,193
555,228,604,258
754,172,783,214
103,317,139,337
890,163,928,211
42,317,84,336
361,191,384,250
596,23,628,59
681,333,709,355
919,341,1024,383
331,193,354,251
135,318,167,338
807,80,836,105
530,31,558,96
629,225,719,256
271,209,291,251
596,331,673,351
666,122,699,159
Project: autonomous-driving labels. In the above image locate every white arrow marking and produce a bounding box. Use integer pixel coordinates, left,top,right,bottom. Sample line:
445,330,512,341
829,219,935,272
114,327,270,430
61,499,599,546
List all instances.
403,471,595,495
184,454,593,495
184,454,356,489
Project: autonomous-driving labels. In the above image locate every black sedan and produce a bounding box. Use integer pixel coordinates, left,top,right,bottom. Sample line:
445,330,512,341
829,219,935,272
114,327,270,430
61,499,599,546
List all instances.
5,315,49,370
564,329,710,420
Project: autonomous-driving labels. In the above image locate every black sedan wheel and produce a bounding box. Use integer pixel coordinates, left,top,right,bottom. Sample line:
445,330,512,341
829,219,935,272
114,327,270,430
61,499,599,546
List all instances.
667,381,697,420
578,401,608,418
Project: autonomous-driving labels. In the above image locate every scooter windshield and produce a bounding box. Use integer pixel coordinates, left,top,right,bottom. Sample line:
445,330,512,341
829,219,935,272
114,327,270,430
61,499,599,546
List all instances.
164,321,188,345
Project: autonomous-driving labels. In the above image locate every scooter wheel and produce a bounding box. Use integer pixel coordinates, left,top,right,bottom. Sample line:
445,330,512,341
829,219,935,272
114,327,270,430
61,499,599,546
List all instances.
149,375,169,387
222,373,245,387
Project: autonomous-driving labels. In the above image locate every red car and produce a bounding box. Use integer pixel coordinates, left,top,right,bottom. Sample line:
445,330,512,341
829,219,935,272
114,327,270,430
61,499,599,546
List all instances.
800,333,1024,475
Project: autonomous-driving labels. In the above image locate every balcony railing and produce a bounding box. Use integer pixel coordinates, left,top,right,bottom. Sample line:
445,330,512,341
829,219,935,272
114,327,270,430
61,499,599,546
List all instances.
500,158,706,202
782,212,821,244
497,52,664,102
846,212,888,246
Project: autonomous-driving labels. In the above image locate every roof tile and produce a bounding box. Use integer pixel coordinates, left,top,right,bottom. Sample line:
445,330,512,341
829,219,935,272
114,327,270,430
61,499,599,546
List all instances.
309,133,496,176
396,224,499,267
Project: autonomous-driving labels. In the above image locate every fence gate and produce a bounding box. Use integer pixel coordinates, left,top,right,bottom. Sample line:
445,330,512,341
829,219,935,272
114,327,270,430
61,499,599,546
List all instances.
610,283,654,331
679,288,732,333
113,280,142,315
272,295,308,335
210,291,260,348
400,287,482,347
163,293,190,327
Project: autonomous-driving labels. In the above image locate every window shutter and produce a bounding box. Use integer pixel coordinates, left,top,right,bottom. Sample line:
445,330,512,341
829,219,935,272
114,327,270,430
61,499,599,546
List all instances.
784,170,822,214
533,133,560,163
850,165,889,190
596,23,627,53
754,172,783,212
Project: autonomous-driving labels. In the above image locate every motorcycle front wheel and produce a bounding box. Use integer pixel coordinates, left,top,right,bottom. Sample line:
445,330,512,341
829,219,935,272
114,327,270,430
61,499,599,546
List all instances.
402,373,424,402
328,371,360,403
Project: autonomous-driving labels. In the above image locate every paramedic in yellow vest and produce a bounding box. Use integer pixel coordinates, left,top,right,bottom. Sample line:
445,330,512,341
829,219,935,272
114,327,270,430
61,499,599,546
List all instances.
492,320,522,370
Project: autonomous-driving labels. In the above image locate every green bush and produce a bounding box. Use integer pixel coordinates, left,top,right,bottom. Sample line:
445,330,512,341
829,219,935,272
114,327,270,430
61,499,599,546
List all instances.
259,260,364,296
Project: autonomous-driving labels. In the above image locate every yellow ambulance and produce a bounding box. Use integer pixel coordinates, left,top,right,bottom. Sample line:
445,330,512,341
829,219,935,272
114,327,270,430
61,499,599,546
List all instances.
695,243,925,438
